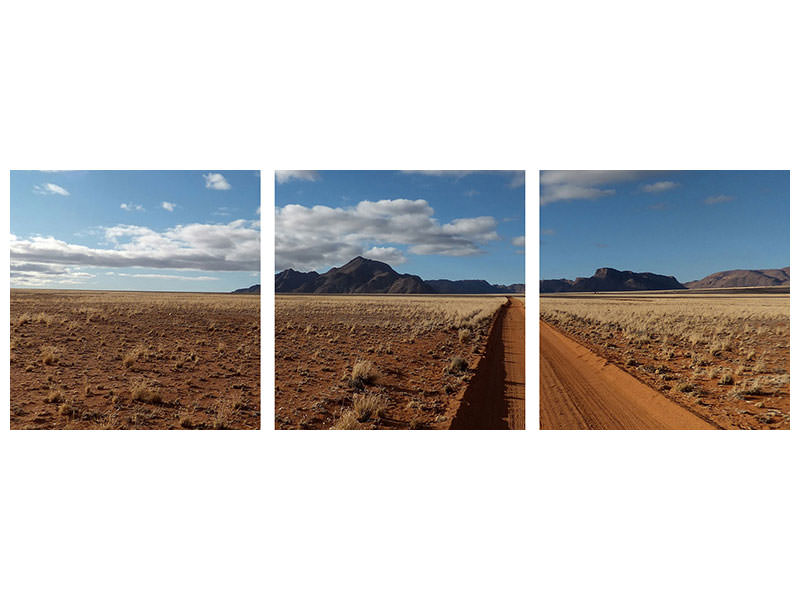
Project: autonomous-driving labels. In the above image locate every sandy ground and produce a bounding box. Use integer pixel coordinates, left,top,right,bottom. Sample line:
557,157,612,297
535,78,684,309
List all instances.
451,297,525,429
540,321,715,430
275,295,522,430
540,293,789,429
10,290,260,430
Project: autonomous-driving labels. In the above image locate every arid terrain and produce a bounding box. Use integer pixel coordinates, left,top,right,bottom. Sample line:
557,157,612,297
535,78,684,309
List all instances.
275,295,524,429
540,292,789,430
10,289,260,429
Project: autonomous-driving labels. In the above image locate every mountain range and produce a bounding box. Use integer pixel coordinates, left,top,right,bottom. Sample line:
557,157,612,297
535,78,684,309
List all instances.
540,266,790,293
275,257,525,294
232,284,261,294
684,267,790,289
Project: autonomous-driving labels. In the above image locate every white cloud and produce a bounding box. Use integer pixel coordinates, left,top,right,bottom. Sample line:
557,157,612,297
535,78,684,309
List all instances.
120,203,144,211
33,183,70,196
641,181,679,193
540,171,665,205
275,170,320,184
114,272,219,281
203,173,232,190
705,194,734,205
11,219,260,273
363,246,407,265
275,198,499,271
162,201,175,212
10,262,94,287
511,236,525,247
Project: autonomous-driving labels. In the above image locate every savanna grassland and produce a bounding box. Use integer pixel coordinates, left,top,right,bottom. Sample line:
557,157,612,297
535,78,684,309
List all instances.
10,289,260,429
540,293,789,429
275,295,508,429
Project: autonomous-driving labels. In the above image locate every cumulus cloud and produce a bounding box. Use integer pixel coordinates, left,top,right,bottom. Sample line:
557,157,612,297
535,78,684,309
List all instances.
275,198,499,271
162,201,175,212
275,170,320,184
120,203,144,211
10,219,260,273
33,183,70,196
203,173,232,190
705,194,734,205
511,236,525,247
363,246,407,265
641,181,679,193
540,171,665,205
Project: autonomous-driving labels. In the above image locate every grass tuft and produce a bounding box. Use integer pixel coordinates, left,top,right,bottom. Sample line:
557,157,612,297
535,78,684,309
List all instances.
130,379,162,403
352,391,387,422
447,356,468,374
351,360,379,387
331,410,363,430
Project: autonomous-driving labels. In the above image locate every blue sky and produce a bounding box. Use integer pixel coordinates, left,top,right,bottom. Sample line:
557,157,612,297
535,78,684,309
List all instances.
540,170,789,282
10,171,260,292
275,170,525,285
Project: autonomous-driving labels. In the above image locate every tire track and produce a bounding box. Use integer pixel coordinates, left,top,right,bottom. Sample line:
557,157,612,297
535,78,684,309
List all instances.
450,298,525,430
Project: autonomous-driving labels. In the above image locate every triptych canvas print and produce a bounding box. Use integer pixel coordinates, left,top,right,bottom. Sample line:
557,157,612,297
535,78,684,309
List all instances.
8,170,790,430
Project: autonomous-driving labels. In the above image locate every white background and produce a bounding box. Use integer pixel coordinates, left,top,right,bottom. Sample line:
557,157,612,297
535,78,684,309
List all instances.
1,1,797,599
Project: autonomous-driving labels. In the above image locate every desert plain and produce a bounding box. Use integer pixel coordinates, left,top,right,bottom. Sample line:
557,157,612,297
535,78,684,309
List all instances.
275,294,525,429
10,289,260,429
540,290,789,430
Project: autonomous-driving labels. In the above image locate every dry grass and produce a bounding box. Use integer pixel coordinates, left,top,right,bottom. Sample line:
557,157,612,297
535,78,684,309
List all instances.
130,379,162,403
123,345,147,368
351,360,379,386
276,294,508,430
541,292,789,428
331,410,364,430
447,356,468,373
352,391,387,422
40,346,58,365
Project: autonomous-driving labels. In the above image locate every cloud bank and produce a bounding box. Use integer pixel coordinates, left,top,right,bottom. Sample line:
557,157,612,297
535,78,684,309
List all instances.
10,219,260,285
275,198,499,271
540,171,665,205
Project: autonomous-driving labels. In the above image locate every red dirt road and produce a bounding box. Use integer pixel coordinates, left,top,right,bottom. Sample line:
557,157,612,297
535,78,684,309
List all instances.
451,298,525,430
540,321,715,430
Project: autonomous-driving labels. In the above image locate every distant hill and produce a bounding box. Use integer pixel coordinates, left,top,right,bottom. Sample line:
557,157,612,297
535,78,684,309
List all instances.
276,257,433,294
540,267,685,293
684,267,790,289
275,257,524,294
275,269,320,293
425,279,525,294
232,284,260,294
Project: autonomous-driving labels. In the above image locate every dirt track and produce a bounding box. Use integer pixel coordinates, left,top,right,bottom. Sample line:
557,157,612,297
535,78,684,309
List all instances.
451,298,525,430
540,321,715,430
